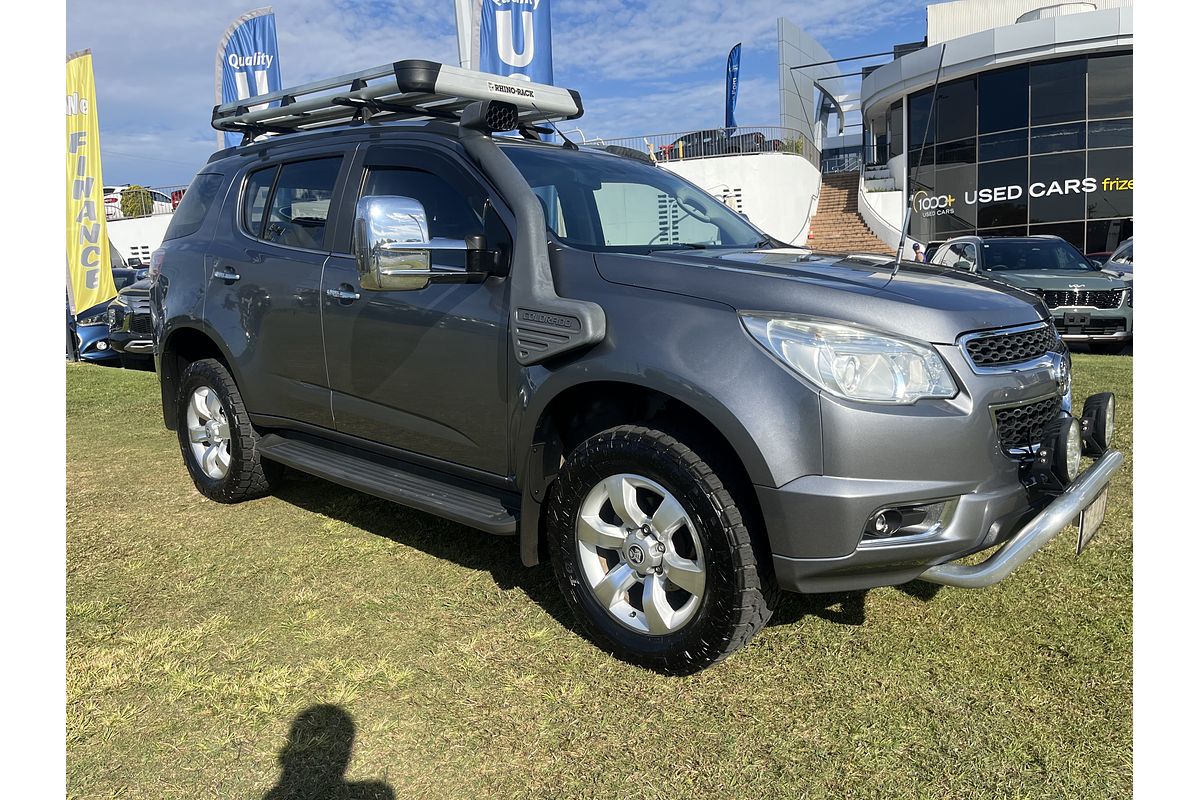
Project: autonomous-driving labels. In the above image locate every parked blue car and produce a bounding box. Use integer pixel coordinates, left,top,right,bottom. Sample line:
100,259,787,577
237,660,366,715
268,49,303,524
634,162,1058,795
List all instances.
67,261,147,363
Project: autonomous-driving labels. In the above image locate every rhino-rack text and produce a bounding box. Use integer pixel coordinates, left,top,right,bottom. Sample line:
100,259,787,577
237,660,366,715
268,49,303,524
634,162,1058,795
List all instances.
488,82,535,99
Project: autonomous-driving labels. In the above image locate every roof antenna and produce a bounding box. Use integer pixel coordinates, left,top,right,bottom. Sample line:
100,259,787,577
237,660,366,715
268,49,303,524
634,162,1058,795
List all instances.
892,44,946,279
531,102,578,150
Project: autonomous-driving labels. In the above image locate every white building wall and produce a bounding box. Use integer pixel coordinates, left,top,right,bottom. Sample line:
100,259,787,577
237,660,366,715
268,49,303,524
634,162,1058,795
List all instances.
927,0,1131,45
660,153,823,245
107,215,172,264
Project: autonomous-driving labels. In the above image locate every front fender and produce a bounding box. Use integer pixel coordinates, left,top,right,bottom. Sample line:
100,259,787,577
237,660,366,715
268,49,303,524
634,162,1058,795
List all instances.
514,288,824,490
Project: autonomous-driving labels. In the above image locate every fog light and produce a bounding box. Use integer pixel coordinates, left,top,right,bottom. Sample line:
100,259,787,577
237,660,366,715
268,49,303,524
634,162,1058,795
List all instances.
1080,392,1116,456
862,501,954,541
1036,417,1082,488
96,341,108,351
871,509,903,536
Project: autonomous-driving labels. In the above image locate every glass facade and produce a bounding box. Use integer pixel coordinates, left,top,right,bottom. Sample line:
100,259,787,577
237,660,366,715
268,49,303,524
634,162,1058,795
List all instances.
905,51,1132,253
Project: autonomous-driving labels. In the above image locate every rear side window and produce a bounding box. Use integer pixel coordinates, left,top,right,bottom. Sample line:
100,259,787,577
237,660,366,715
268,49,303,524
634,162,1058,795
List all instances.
242,166,277,238
259,158,342,250
163,173,224,241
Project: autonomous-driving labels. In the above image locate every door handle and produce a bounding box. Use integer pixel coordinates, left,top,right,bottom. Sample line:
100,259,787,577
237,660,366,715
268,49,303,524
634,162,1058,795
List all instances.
212,268,241,282
325,286,361,301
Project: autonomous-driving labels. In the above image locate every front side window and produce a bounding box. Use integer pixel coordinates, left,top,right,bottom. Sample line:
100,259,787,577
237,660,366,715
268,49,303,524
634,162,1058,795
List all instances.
502,144,764,252
248,157,342,251
362,167,484,240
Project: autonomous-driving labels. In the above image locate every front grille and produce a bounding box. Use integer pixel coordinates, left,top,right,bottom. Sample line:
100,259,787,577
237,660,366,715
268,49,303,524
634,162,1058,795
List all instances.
963,323,1057,368
1040,289,1123,309
127,295,152,314
1054,317,1127,336
130,314,154,335
994,396,1060,452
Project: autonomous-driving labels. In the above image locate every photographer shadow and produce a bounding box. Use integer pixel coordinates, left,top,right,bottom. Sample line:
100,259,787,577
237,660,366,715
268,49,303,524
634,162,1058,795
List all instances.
263,705,394,800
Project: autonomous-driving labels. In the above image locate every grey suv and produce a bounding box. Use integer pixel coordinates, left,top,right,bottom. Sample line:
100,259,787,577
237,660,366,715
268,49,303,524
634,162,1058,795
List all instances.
150,61,1123,673
931,235,1132,352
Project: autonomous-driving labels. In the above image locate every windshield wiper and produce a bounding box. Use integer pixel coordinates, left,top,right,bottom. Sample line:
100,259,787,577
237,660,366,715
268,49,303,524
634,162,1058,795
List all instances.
647,243,708,251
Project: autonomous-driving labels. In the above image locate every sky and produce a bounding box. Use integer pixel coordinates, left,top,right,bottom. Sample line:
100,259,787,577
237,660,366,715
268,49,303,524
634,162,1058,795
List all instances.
66,0,927,187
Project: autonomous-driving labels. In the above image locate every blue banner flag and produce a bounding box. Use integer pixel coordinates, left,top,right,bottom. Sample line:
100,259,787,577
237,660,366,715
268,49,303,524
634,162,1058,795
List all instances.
215,7,282,149
725,43,741,131
479,0,554,85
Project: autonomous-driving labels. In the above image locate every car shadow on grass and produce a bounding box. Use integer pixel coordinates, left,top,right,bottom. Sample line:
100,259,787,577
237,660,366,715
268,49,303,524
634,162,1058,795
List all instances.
263,704,394,800
270,475,576,631
270,474,938,638
768,580,941,627
769,590,867,627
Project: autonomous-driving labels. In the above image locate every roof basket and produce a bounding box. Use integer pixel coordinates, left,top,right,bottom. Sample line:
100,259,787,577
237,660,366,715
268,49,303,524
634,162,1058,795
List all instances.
211,59,584,143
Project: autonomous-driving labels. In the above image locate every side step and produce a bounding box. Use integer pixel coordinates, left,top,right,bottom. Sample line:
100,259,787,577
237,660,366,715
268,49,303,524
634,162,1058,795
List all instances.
257,434,518,536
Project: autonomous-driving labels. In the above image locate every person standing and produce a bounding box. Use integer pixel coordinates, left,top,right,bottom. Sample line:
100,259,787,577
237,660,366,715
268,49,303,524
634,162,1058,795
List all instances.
911,242,925,262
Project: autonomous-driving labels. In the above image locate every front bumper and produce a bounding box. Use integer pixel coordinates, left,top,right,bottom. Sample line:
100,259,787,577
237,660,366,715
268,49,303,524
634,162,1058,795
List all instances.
74,325,120,363
1051,305,1132,342
766,450,1122,592
919,449,1123,587
108,329,155,355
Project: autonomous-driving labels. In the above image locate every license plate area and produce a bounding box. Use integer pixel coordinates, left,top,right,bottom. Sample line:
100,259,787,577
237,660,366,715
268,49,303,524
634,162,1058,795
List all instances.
1076,485,1110,554
1063,312,1091,327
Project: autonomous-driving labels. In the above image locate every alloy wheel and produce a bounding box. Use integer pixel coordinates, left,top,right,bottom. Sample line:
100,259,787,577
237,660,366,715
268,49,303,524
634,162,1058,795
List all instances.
185,386,232,480
575,473,706,635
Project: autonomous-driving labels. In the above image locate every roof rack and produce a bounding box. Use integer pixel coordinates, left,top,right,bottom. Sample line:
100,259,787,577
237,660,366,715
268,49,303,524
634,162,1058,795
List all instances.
211,59,584,143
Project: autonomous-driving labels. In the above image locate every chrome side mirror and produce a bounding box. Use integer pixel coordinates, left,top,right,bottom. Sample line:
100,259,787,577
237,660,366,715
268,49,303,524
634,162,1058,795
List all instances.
353,195,482,291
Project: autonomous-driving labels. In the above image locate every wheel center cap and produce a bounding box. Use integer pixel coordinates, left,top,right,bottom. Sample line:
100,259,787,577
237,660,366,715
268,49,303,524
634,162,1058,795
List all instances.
206,421,222,442
622,533,663,575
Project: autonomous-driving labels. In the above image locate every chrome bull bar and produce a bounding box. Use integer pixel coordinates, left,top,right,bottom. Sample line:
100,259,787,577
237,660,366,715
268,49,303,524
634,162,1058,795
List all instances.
919,449,1125,588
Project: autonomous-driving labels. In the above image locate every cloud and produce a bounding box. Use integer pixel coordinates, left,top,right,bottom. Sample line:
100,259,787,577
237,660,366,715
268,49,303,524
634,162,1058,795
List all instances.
578,76,781,143
67,0,458,184
66,0,925,185
552,0,923,82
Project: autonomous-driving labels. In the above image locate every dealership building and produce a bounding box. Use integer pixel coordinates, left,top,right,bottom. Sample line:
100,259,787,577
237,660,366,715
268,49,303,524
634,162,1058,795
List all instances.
797,0,1133,254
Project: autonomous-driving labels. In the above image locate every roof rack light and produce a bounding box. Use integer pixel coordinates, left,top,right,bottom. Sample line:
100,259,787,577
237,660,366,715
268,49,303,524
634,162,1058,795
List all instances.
211,59,584,143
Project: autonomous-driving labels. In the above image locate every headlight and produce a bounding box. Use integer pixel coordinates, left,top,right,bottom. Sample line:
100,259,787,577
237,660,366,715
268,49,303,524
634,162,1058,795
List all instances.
740,314,958,404
76,313,107,327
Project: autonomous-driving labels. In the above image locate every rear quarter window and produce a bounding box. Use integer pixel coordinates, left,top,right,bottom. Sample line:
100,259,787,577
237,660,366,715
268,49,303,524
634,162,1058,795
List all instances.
163,173,225,241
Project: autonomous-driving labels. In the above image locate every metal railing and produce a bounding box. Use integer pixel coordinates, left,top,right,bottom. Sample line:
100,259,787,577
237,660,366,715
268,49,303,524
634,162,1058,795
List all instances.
104,184,189,221
598,126,819,168
821,152,862,173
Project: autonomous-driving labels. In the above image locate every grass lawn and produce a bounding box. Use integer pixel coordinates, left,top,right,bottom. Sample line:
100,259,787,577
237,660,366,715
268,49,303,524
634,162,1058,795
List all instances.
66,356,1132,799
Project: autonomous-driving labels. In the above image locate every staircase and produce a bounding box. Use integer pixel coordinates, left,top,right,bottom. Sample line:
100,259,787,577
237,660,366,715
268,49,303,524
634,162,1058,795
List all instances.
806,171,892,255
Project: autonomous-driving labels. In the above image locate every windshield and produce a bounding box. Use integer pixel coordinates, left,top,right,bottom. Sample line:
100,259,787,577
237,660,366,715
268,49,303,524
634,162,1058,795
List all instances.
501,144,766,253
981,239,1095,272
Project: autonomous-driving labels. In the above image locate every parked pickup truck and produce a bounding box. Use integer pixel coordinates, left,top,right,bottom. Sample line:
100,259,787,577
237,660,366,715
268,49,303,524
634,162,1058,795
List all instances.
151,61,1124,674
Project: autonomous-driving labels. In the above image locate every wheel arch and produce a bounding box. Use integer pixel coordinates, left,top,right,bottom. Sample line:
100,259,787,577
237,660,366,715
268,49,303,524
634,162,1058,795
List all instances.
517,378,773,567
158,323,239,430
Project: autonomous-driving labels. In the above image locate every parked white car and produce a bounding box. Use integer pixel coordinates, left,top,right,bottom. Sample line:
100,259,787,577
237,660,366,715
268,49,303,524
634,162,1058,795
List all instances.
104,185,173,220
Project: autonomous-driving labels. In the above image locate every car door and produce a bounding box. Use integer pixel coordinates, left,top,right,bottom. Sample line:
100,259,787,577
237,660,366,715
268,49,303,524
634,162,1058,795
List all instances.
320,145,512,476
203,151,352,428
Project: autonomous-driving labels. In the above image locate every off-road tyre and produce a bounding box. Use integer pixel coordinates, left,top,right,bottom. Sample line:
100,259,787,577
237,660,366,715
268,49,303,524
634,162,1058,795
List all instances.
547,425,778,674
176,358,282,503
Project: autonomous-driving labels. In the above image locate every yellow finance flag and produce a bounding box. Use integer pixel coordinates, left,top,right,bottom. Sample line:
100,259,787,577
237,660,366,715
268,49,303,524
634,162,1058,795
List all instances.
65,49,116,315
